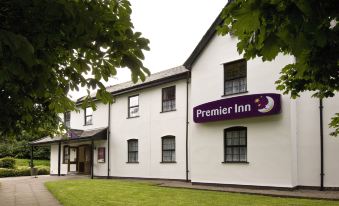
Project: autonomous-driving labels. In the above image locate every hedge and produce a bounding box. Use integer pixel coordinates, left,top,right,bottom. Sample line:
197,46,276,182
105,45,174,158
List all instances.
0,166,49,178
0,157,16,169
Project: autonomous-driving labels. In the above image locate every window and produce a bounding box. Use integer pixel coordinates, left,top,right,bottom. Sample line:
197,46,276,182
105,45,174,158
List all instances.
84,107,93,125
127,139,138,163
128,95,139,118
64,112,71,128
224,59,247,95
161,136,175,162
224,127,247,163
98,147,105,163
162,86,176,112
63,146,69,164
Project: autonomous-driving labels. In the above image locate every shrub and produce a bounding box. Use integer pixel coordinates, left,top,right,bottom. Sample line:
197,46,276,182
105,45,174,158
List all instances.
0,157,16,169
0,168,16,177
15,167,31,176
36,166,50,175
0,166,50,177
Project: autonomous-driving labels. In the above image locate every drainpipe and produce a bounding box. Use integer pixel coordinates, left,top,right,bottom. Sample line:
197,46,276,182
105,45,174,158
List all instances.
58,142,61,176
319,98,324,191
107,103,111,179
185,72,190,182
91,139,94,179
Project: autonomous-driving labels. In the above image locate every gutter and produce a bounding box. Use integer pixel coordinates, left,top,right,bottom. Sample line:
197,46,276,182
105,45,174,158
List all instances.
319,98,324,191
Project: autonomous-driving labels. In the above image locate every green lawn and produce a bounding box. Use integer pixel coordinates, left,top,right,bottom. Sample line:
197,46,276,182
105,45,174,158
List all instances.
15,158,50,167
45,179,339,206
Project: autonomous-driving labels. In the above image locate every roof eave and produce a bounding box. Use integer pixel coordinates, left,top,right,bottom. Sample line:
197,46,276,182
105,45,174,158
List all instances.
75,71,189,105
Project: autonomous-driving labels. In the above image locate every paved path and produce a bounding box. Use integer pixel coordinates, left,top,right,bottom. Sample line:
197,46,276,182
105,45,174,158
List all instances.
156,180,339,200
0,175,87,206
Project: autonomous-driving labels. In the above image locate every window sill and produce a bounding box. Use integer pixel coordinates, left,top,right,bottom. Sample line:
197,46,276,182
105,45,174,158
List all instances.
83,123,93,126
160,109,176,113
160,161,177,164
221,91,248,98
126,162,139,164
222,161,249,164
127,116,140,119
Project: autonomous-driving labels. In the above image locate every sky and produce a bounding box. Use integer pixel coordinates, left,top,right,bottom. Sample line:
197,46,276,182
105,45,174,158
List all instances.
69,0,227,99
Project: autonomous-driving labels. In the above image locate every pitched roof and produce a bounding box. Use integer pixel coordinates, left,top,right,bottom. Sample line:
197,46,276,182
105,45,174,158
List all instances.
77,66,188,103
30,127,108,145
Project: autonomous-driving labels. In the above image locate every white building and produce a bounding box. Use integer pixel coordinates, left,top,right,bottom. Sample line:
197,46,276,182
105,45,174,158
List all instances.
32,12,339,190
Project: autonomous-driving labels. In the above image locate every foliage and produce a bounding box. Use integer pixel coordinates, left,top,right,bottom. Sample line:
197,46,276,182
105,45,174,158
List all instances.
0,136,50,160
0,0,150,136
16,159,50,167
0,166,49,177
0,158,50,177
46,179,339,206
219,0,339,135
0,157,16,169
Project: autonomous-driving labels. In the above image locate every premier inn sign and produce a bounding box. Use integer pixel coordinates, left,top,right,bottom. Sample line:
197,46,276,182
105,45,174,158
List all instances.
193,93,281,123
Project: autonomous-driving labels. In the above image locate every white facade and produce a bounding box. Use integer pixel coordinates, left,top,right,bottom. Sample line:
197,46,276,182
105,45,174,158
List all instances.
47,18,339,189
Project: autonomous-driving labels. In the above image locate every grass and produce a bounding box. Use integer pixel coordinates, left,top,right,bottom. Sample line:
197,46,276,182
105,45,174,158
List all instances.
15,158,50,167
45,179,339,206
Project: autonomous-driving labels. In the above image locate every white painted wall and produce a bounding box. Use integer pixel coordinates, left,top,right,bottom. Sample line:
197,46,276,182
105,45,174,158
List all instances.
70,102,109,130
50,141,108,176
296,93,339,187
189,33,297,187
109,80,187,180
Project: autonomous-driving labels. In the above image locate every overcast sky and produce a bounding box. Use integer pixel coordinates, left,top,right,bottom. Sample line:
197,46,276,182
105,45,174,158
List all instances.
69,0,227,99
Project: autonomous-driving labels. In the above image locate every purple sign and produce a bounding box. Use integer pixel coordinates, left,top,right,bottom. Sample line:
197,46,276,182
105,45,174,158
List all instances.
193,93,281,123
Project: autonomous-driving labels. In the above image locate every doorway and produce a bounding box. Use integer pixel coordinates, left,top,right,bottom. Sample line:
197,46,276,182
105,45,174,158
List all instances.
78,145,91,174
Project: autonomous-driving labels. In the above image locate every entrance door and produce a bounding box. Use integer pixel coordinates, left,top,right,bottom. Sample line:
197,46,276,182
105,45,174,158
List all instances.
78,145,91,174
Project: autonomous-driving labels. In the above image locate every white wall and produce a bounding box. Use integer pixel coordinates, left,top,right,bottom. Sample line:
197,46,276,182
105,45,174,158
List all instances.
50,141,108,176
109,80,187,180
296,93,339,187
189,33,297,187
70,102,109,130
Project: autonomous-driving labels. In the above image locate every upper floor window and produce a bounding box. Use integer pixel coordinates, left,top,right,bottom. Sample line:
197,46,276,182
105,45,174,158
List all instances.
64,111,71,128
224,59,247,95
224,127,247,163
162,86,176,112
84,107,93,125
128,95,139,118
127,139,138,163
161,136,175,163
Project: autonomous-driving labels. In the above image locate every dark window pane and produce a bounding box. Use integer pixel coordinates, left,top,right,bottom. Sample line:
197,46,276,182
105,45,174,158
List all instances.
162,86,176,111
128,95,139,117
224,60,247,95
162,136,175,162
128,140,138,162
224,127,247,162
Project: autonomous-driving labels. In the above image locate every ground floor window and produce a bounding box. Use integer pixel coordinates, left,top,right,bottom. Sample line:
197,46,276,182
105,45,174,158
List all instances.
127,139,138,163
63,145,69,164
162,136,175,162
224,127,247,163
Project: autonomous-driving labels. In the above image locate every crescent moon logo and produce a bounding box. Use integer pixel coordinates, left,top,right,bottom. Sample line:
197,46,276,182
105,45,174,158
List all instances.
256,96,275,113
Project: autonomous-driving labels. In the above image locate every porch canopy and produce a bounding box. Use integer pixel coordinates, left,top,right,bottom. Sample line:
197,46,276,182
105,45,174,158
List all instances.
30,127,108,146
30,127,108,178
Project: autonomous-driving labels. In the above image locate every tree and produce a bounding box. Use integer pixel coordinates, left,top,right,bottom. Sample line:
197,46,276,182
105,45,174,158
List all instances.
0,0,150,136
218,0,339,136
